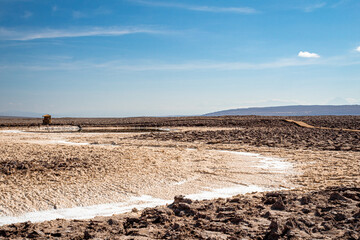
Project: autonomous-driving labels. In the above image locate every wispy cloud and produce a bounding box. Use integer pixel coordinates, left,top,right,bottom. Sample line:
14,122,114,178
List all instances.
0,26,163,41
0,57,325,72
130,0,257,14
108,58,318,71
298,51,320,58
22,11,33,19
331,0,350,8
356,46,360,52
302,2,326,12
72,11,87,19
3,54,359,73
72,7,112,19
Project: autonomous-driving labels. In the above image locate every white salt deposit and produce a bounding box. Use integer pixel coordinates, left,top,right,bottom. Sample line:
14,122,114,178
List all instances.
256,157,292,171
54,140,90,146
173,180,188,185
216,150,260,157
0,195,172,226
0,130,24,133
185,185,269,201
0,184,274,226
0,148,293,226
216,150,292,173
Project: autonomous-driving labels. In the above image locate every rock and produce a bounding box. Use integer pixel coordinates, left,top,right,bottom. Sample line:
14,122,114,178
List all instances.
301,208,311,214
107,218,118,225
171,223,182,230
50,232,62,237
264,232,280,240
132,208,138,213
229,197,241,203
264,220,283,240
352,211,360,218
216,206,235,212
271,199,286,211
269,220,281,232
343,192,360,201
300,196,311,205
329,192,346,201
173,195,192,204
321,222,333,231
229,214,244,224
261,211,271,219
84,230,92,239
27,230,45,238
342,230,359,240
264,197,277,205
334,213,346,221
315,209,322,217
178,203,191,211
284,218,297,228
299,217,315,227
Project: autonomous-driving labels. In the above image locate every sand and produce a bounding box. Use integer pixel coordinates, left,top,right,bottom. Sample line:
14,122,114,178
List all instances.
0,129,296,221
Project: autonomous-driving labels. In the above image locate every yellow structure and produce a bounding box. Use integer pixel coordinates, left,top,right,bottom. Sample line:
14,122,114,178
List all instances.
42,114,51,125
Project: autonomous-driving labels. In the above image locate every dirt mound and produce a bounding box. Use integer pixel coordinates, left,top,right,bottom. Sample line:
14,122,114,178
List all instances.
0,187,359,239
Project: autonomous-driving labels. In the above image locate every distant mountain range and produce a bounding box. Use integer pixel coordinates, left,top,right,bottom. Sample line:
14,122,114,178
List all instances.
204,105,360,116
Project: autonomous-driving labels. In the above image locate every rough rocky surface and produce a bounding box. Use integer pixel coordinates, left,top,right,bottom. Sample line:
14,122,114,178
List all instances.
138,126,360,152
0,187,359,239
294,116,360,130
3,116,358,151
0,116,359,239
1,116,359,129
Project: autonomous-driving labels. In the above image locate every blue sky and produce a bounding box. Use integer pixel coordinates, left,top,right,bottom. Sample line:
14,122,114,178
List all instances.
0,0,359,117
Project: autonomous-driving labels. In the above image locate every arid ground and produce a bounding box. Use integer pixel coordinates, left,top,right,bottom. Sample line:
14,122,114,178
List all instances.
0,116,359,239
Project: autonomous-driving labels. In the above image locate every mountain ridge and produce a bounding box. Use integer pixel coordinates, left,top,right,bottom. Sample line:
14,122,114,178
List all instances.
204,105,360,116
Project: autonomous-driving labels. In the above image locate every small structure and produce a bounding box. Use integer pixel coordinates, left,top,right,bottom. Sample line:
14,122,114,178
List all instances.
42,114,51,125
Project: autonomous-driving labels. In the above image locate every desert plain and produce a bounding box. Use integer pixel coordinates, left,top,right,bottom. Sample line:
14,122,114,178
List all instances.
0,116,359,239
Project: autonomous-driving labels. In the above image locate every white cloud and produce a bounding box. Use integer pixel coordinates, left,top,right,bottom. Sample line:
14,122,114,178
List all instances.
130,0,257,14
356,46,360,52
298,51,320,58
0,27,163,41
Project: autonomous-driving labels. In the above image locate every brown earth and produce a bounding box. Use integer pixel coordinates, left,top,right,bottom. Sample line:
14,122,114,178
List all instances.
0,187,359,239
0,132,296,216
137,126,360,152
0,116,359,239
285,119,360,132
1,115,359,129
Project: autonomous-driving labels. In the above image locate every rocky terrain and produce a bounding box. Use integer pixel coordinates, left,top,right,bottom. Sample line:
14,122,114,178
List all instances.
0,116,359,239
1,115,359,129
138,126,360,152
0,187,359,239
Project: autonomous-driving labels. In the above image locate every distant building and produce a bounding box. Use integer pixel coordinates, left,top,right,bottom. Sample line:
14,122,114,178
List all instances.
42,114,51,125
